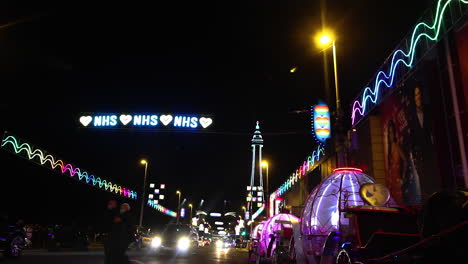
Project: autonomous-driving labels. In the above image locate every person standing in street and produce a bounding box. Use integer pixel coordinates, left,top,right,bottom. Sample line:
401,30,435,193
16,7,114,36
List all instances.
103,199,119,264
111,203,135,264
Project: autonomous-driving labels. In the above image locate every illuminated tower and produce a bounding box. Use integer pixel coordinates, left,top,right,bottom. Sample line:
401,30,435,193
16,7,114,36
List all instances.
247,121,265,221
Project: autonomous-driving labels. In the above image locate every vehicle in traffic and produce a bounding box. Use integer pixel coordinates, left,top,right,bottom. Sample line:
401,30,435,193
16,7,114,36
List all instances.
214,237,231,249
149,223,199,255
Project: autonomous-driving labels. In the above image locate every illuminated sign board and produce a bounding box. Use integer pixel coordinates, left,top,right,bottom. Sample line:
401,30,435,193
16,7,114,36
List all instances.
312,104,331,145
180,208,186,218
79,114,213,129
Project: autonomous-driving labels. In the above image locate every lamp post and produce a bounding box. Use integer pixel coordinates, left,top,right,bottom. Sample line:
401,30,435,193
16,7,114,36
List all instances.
189,203,193,221
261,161,269,215
176,190,181,224
139,159,148,228
316,30,346,167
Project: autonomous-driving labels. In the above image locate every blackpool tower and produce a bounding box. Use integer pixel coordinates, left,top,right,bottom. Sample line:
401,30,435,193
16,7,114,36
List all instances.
246,121,265,221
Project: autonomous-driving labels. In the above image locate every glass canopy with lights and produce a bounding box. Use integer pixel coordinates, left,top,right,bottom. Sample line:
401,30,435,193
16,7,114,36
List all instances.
259,213,300,258
300,167,397,256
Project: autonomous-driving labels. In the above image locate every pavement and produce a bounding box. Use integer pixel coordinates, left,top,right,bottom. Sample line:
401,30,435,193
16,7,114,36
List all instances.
0,246,252,264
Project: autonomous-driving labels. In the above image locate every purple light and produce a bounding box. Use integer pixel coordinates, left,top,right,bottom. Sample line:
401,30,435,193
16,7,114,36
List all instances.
259,213,299,258
251,221,265,240
300,169,397,256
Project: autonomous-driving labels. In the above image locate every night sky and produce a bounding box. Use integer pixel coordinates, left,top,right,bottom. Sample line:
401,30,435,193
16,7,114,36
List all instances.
0,0,428,229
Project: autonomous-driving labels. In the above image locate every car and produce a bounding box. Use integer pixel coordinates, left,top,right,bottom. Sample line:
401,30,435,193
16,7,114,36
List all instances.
0,216,25,257
149,224,199,255
214,238,231,249
234,237,246,248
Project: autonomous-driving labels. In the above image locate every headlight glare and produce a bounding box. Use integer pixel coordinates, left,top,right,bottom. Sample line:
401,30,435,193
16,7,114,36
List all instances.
215,240,223,248
151,237,162,248
177,237,190,251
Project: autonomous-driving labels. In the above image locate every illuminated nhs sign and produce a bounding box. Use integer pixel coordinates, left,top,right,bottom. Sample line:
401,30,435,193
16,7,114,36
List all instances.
79,114,213,129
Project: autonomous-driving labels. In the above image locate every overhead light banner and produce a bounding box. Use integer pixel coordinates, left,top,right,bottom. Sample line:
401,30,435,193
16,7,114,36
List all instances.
78,113,213,129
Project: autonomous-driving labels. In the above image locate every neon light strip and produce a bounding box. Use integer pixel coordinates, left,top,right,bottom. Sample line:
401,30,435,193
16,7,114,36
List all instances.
251,203,265,221
147,200,177,217
348,174,358,206
333,167,363,173
273,145,325,198
1,134,137,199
351,0,468,125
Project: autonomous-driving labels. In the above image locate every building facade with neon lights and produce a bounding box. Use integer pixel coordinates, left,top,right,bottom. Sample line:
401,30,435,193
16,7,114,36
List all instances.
269,0,468,217
349,0,468,206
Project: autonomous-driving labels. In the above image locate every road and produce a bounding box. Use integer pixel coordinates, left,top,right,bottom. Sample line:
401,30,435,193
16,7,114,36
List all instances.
0,247,251,264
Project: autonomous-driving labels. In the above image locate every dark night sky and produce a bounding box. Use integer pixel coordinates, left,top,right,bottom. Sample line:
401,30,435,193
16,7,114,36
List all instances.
0,0,429,228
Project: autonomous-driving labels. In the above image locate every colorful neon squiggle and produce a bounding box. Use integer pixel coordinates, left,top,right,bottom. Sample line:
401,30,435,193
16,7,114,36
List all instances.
1,134,137,199
272,145,325,198
351,0,468,125
147,200,177,217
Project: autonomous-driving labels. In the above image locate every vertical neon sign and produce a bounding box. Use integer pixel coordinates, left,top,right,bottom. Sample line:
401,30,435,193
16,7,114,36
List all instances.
312,103,331,145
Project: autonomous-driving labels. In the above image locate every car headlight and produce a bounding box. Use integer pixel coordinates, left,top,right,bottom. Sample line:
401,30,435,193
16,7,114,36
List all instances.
151,237,162,248
177,237,190,251
215,240,223,248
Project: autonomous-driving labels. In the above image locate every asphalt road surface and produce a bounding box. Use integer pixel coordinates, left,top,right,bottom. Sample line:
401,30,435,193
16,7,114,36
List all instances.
0,247,251,264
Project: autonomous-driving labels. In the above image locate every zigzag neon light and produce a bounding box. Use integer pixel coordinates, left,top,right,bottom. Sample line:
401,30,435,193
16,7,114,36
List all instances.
351,0,468,125
273,145,325,198
1,134,137,199
147,200,177,217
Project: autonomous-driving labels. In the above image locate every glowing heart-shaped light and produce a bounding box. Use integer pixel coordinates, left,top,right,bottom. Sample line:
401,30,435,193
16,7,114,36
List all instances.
199,117,213,128
119,115,132,125
160,115,173,126
359,183,390,206
79,116,93,127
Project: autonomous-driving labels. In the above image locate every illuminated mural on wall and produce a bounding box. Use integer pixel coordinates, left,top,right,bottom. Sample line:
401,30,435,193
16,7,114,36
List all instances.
79,113,213,129
1,133,137,199
351,0,468,125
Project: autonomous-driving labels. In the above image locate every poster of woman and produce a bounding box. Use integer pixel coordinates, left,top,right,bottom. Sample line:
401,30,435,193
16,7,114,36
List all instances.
381,86,423,205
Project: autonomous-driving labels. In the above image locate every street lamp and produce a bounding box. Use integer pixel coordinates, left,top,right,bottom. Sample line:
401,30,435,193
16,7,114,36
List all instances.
188,203,193,221
261,161,269,215
139,159,148,228
262,160,269,197
176,190,182,224
315,30,345,167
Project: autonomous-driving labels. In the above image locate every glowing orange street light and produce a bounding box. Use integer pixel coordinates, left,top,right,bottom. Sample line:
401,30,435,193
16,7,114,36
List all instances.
139,159,149,227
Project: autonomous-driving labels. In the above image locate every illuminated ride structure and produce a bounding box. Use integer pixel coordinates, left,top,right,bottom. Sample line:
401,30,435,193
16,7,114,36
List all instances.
251,221,265,241
299,168,396,257
288,168,468,264
249,221,265,257
254,213,299,263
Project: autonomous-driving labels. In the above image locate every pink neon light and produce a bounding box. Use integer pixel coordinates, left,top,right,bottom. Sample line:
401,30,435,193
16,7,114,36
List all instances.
259,213,299,257
333,167,363,173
